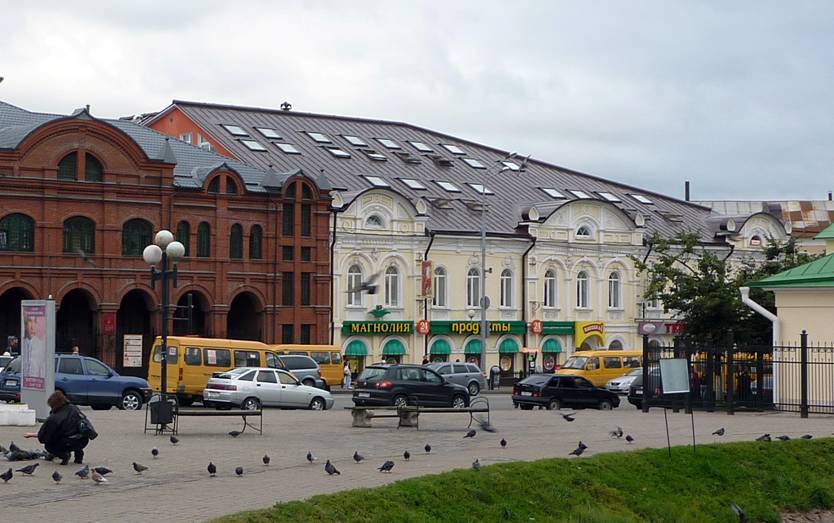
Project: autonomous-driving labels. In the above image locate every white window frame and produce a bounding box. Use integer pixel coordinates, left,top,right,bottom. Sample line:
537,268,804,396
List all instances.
326,147,351,158
275,143,301,154
343,135,367,146
307,132,331,143
541,188,566,199
463,158,487,169
179,132,193,144
608,271,622,309
598,192,621,202
441,143,466,155
400,178,427,190
241,139,267,151
433,267,447,307
347,265,363,306
436,181,461,192
256,127,281,139
222,124,248,136
630,194,653,204
467,268,481,308
543,269,557,308
409,141,433,152
576,225,593,239
376,138,401,149
364,176,390,188
384,265,400,307
576,271,590,309
569,190,592,199
468,183,494,195
500,269,513,308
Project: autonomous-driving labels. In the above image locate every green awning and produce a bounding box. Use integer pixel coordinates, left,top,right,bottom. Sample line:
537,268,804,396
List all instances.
499,338,519,353
382,339,406,356
430,339,451,355
542,338,562,353
344,340,367,357
464,339,482,354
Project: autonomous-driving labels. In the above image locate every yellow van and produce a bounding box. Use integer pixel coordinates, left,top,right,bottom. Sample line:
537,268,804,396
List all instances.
556,350,642,387
271,345,343,388
148,337,282,405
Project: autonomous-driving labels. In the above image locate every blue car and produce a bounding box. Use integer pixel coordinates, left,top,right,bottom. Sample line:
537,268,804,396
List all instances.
0,355,152,411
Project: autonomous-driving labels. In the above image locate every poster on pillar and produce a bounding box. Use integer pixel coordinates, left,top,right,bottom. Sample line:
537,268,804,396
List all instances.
123,334,143,367
20,300,56,420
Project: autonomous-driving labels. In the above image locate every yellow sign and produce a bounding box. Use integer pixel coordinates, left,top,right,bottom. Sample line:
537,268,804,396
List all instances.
574,321,605,349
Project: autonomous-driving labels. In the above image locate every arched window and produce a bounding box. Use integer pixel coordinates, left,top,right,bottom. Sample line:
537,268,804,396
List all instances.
282,183,295,236
85,154,103,182
576,270,590,308
500,269,513,308
229,224,243,259
467,268,481,308
608,271,622,309
57,152,78,181
0,213,35,252
122,218,152,256
750,235,762,247
302,185,313,200
366,215,384,228
576,225,592,239
63,216,95,254
301,184,312,237
249,225,263,260
225,177,238,195
609,340,624,350
347,264,363,306
543,269,557,308
433,267,447,307
208,177,220,193
176,221,190,257
384,265,400,307
197,222,211,258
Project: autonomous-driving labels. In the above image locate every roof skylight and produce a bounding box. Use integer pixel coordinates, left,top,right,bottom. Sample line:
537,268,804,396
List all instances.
541,188,566,199
436,181,461,193
241,139,267,151
222,124,248,136
400,178,427,190
326,147,351,158
361,149,387,161
256,127,281,139
275,143,301,154
364,176,390,188
569,190,593,199
376,138,401,149
343,135,368,147
468,183,494,194
409,141,433,153
306,132,332,143
502,161,520,171
598,192,621,202
630,194,654,204
441,144,466,155
463,158,487,169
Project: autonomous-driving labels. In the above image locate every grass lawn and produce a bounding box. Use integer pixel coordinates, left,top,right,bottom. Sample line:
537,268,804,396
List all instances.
214,439,834,523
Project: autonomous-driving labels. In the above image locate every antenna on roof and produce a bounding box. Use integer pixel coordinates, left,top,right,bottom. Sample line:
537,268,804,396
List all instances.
280,101,292,111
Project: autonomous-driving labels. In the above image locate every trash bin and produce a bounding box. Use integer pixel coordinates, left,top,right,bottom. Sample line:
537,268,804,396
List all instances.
149,396,175,425
489,365,500,390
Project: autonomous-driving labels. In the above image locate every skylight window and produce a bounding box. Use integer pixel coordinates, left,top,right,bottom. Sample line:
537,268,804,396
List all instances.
569,190,593,199
326,147,351,158
598,192,621,202
222,124,248,136
630,194,654,204
502,161,520,171
463,158,487,169
364,176,390,188
468,183,494,194
275,143,301,154
256,127,281,139
436,181,461,193
307,132,332,143
361,149,387,161
241,139,267,151
376,138,401,149
441,144,466,155
400,178,427,190
409,141,433,153
343,135,368,147
541,188,566,199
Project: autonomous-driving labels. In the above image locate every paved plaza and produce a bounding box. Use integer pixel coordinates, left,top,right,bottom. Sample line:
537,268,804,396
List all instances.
1,397,832,523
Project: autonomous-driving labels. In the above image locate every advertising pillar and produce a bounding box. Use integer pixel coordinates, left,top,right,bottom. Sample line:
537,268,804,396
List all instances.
20,300,56,420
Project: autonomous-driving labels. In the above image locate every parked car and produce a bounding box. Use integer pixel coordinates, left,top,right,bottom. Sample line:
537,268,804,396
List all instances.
556,350,642,386
0,355,13,373
424,362,486,396
512,374,620,410
203,367,334,411
606,367,644,394
272,345,343,387
627,369,676,409
277,354,328,390
352,364,470,408
0,355,152,410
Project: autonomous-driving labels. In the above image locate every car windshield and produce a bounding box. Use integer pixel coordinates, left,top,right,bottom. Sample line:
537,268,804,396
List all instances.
4,357,20,373
519,374,550,385
562,357,587,370
357,367,386,381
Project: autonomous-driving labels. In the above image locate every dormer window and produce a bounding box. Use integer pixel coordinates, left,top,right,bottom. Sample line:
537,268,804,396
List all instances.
366,215,385,228
750,235,762,247
576,225,592,239
208,177,220,193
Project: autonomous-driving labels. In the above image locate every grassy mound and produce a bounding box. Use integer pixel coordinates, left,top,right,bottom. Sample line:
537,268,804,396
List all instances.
214,439,834,522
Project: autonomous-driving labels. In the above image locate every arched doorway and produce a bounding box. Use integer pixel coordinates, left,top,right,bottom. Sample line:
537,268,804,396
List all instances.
172,291,209,337
57,289,97,356
0,287,34,353
227,292,263,341
116,290,154,377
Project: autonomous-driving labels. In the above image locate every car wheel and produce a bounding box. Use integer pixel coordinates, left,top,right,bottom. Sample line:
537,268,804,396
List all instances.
302,378,315,387
598,400,613,411
519,404,534,410
547,398,561,411
393,395,409,408
467,382,480,396
451,395,467,409
309,397,326,411
242,397,261,411
120,390,143,411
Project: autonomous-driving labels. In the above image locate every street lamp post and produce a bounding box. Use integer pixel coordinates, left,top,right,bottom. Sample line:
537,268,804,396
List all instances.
143,230,185,408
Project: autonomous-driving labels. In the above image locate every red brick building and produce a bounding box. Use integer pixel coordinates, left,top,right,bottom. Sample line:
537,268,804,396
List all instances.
0,101,331,375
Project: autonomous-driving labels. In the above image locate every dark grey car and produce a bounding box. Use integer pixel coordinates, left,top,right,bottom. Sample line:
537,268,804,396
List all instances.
277,355,328,390
424,362,486,396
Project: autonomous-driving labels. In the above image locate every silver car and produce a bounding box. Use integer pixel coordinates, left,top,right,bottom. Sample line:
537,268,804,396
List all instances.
203,367,334,411
606,367,644,394
424,362,486,396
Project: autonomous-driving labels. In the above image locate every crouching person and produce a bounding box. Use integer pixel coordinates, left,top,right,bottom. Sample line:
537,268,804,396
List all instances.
24,390,96,465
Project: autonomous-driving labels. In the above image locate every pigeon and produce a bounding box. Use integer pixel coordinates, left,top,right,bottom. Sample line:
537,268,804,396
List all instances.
324,460,340,476
93,466,112,476
569,444,586,456
169,436,179,446
578,441,588,451
403,451,410,461
151,448,159,458
801,434,813,440
207,462,216,477
561,412,576,422
424,444,432,454
609,426,624,439
756,434,771,442
378,460,395,473
472,459,480,471
132,462,148,474
15,463,38,475
52,471,62,483
500,438,507,449
346,272,380,296
91,469,107,484
229,431,242,438
712,428,725,437
464,429,476,438
235,466,243,477
625,435,634,444
0,468,11,483
9,442,20,453
307,451,317,464
776,435,790,441
353,451,364,463
75,465,90,479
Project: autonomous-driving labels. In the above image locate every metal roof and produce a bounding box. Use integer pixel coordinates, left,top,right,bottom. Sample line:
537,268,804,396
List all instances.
748,253,834,289
814,222,834,240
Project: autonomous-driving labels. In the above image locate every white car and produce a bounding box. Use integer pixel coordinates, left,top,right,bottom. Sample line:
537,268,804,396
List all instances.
203,367,335,411
606,368,643,394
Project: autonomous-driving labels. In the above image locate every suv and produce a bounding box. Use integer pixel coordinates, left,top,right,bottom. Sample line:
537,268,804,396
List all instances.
352,364,470,408
424,362,486,396
0,355,152,410
277,354,328,390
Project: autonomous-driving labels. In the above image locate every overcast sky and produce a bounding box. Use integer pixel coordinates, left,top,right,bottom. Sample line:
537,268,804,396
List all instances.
2,1,832,200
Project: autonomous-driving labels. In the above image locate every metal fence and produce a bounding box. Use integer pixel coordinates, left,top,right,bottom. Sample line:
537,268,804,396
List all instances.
642,332,834,416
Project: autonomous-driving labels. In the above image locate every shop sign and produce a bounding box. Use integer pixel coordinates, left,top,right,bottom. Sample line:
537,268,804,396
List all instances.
429,321,527,336
574,321,605,349
341,321,414,336
539,321,574,335
416,319,430,335
529,320,543,334
637,321,684,336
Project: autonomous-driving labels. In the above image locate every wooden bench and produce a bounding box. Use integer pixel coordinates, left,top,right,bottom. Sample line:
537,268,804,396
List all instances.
347,397,491,430
172,407,263,435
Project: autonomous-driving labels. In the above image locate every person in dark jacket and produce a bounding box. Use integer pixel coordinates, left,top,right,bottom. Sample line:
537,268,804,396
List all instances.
24,390,89,465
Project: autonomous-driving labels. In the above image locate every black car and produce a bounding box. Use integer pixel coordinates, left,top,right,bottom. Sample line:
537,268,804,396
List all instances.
352,364,471,408
627,369,683,409
512,374,620,410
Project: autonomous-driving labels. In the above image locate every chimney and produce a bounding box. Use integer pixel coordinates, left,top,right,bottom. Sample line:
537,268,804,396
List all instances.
828,191,832,201
685,181,690,202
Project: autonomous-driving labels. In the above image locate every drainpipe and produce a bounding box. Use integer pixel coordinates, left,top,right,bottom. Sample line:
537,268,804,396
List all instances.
329,209,338,345
422,230,436,358
521,237,536,350
739,286,780,403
